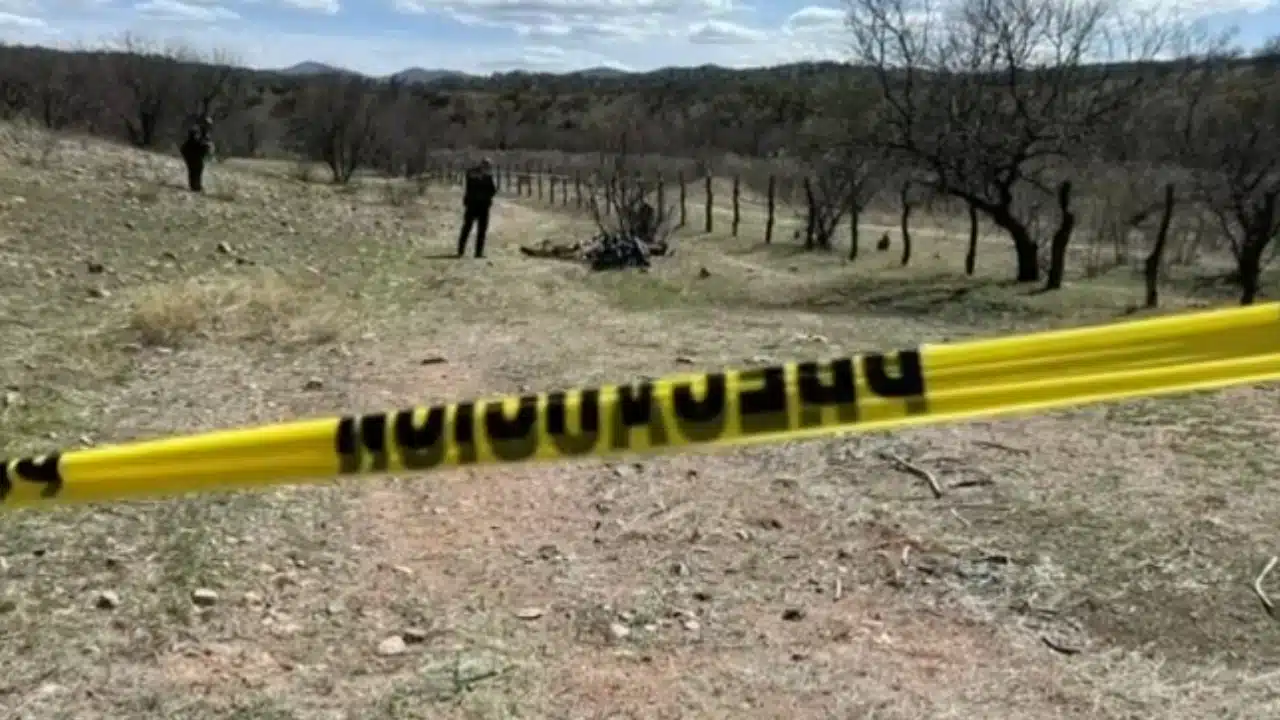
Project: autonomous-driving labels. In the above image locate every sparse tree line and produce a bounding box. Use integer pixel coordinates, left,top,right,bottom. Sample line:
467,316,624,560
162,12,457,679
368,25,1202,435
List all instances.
2,1,1280,305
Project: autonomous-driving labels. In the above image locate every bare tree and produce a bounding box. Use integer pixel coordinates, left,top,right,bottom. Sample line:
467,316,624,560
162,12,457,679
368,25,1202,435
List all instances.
187,48,246,124
287,73,381,184
104,33,190,148
847,0,1172,284
1191,71,1280,305
1110,26,1234,307
587,165,675,255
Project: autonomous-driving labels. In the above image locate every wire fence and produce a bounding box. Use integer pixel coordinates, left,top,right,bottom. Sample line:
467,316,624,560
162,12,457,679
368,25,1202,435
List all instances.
425,162,811,245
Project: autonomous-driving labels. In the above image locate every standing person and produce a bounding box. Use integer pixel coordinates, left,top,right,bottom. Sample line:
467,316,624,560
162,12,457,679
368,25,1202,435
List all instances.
457,158,498,258
180,116,214,193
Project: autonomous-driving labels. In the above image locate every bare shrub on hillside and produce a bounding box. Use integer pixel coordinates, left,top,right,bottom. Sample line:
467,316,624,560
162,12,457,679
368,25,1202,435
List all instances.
103,34,191,148
286,73,380,184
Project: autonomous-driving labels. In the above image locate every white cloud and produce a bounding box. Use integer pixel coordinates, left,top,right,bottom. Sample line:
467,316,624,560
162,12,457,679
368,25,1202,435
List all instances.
688,19,764,44
280,0,340,13
784,6,844,34
395,0,738,43
135,0,240,22
0,10,44,26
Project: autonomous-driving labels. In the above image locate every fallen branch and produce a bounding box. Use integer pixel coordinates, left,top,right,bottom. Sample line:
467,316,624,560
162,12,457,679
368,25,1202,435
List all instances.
949,477,995,490
1254,556,1278,619
879,450,944,499
1040,636,1081,655
974,440,1030,456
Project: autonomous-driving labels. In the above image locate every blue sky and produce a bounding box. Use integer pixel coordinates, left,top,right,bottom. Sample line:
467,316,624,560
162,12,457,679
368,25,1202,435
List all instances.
0,0,1277,75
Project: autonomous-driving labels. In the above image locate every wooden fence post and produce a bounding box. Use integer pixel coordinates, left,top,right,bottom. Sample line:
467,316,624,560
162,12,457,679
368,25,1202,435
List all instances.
536,167,544,201
549,173,556,204
731,175,740,237
656,176,665,217
575,172,582,208
765,175,776,245
704,175,714,233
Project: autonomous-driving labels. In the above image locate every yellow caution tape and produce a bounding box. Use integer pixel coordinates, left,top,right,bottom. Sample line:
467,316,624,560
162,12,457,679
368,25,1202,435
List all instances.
4,303,1280,509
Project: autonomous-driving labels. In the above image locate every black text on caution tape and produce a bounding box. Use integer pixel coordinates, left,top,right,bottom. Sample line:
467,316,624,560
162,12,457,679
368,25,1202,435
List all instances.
334,351,926,475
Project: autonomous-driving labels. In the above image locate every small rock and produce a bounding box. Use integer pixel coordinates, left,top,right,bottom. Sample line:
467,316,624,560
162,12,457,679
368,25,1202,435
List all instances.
377,635,408,656
86,261,105,274
698,267,711,278
402,627,430,644
514,607,544,620
680,618,700,632
608,622,631,641
191,589,219,607
303,378,324,391
781,608,806,622
671,562,689,576
0,598,17,614
419,355,447,365
95,590,120,610
1,391,19,408
391,565,413,577
675,356,695,364
242,591,264,605
215,241,233,254
87,287,109,299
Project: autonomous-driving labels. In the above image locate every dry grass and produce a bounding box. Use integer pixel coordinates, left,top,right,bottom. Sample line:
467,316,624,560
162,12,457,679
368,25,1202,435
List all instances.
3,123,1280,719
127,270,344,348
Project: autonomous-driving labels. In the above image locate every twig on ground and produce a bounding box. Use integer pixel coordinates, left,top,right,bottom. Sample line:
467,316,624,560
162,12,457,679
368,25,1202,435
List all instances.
974,440,1031,456
1253,556,1278,619
879,450,944,499
834,577,843,601
949,477,995,490
949,508,971,528
1040,636,1081,655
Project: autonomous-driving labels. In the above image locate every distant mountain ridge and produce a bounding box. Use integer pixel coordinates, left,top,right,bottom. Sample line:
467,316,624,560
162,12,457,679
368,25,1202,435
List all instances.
276,60,636,85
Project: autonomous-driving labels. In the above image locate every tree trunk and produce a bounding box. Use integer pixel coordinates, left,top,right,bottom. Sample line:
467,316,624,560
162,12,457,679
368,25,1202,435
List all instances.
803,177,816,250
1240,241,1263,305
1238,190,1279,306
899,182,912,267
1044,181,1077,291
986,206,1039,282
1143,184,1176,309
848,204,860,261
964,201,979,276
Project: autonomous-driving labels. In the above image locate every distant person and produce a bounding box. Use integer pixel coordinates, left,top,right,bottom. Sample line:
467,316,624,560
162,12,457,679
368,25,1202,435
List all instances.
180,116,214,193
457,157,497,258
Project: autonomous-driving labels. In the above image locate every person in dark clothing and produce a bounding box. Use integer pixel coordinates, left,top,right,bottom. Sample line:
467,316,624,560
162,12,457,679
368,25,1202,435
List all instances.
180,117,214,193
458,158,498,258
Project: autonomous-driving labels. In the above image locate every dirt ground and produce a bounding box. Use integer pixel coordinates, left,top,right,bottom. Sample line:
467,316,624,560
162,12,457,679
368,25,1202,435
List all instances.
2,124,1280,719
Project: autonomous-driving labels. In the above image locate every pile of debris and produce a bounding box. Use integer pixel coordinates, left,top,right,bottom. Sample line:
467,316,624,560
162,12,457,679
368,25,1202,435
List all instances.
585,231,670,270
520,232,670,271
520,176,674,271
